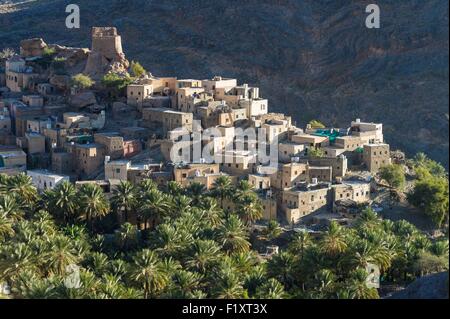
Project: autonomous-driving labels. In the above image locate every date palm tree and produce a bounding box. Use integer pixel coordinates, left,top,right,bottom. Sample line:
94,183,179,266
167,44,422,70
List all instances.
114,222,139,251
130,249,169,298
42,181,78,224
166,181,184,196
78,184,110,231
111,181,137,224
236,193,263,225
255,278,286,299
13,270,59,299
211,175,233,208
139,188,171,230
152,224,187,257
185,239,221,273
0,212,14,241
266,251,296,289
310,269,336,298
212,267,245,299
97,273,125,299
0,243,38,283
216,214,250,254
244,265,266,296
87,252,110,277
43,235,80,276
344,268,379,299
288,230,312,259
264,220,283,241
0,173,10,195
320,221,348,257
170,269,203,298
230,251,258,273
186,182,206,206
235,180,253,199
7,173,38,209
171,195,192,217
0,195,24,222
354,207,381,232
199,197,223,228
139,178,158,193
430,240,449,258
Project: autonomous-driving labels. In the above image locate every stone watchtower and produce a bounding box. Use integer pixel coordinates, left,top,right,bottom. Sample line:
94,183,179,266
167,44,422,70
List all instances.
84,27,129,79
91,27,124,59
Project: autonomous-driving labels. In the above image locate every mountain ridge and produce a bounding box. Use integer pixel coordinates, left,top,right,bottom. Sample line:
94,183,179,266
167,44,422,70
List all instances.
1,0,448,166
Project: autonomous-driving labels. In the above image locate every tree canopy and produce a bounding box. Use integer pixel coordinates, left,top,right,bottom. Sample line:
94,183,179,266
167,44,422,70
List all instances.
379,164,405,189
130,61,146,78
71,74,95,90
0,173,447,299
308,120,326,129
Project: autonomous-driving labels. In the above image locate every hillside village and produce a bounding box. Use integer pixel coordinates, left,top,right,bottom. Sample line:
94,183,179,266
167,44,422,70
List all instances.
0,26,417,229
0,26,449,300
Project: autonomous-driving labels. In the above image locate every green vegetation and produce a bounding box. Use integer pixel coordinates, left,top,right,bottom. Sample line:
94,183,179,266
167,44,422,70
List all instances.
35,47,57,69
51,57,67,75
308,120,326,129
408,177,449,227
0,174,447,299
71,73,95,90
101,72,134,96
42,47,56,57
130,61,146,78
307,147,325,158
408,153,449,227
410,152,447,180
379,164,406,190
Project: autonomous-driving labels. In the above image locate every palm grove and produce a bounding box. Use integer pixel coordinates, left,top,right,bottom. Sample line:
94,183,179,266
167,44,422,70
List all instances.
0,153,448,299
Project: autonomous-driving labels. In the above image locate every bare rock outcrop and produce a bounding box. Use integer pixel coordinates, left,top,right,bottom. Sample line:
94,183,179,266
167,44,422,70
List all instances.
69,91,97,109
84,27,129,79
50,45,90,67
20,38,47,57
49,74,70,91
389,272,449,299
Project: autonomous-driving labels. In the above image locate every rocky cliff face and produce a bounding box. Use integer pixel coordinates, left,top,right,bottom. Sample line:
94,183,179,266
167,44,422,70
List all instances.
1,0,448,166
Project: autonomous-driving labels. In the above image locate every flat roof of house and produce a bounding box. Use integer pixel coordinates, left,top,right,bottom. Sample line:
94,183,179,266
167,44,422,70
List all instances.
121,126,148,131
352,120,381,125
294,133,328,140
106,159,130,165
64,112,87,117
95,132,120,137
286,182,331,193
0,149,27,158
144,107,190,115
27,169,68,178
75,143,104,149
364,143,389,147
308,166,332,170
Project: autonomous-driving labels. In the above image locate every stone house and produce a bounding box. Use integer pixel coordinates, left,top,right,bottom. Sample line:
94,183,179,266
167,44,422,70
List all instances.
142,107,193,134
281,183,332,224
0,146,27,175
363,143,391,173
94,132,124,160
173,163,220,189
51,151,73,175
66,143,106,178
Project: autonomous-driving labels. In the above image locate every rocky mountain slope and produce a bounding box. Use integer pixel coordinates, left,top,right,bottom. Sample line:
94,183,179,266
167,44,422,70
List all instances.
1,0,448,166
389,272,449,299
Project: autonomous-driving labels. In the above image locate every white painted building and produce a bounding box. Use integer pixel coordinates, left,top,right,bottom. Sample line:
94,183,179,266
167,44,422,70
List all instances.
27,169,70,191
240,98,268,118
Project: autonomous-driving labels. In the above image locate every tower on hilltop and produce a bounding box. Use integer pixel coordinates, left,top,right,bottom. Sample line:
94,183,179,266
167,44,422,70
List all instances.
84,27,129,79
